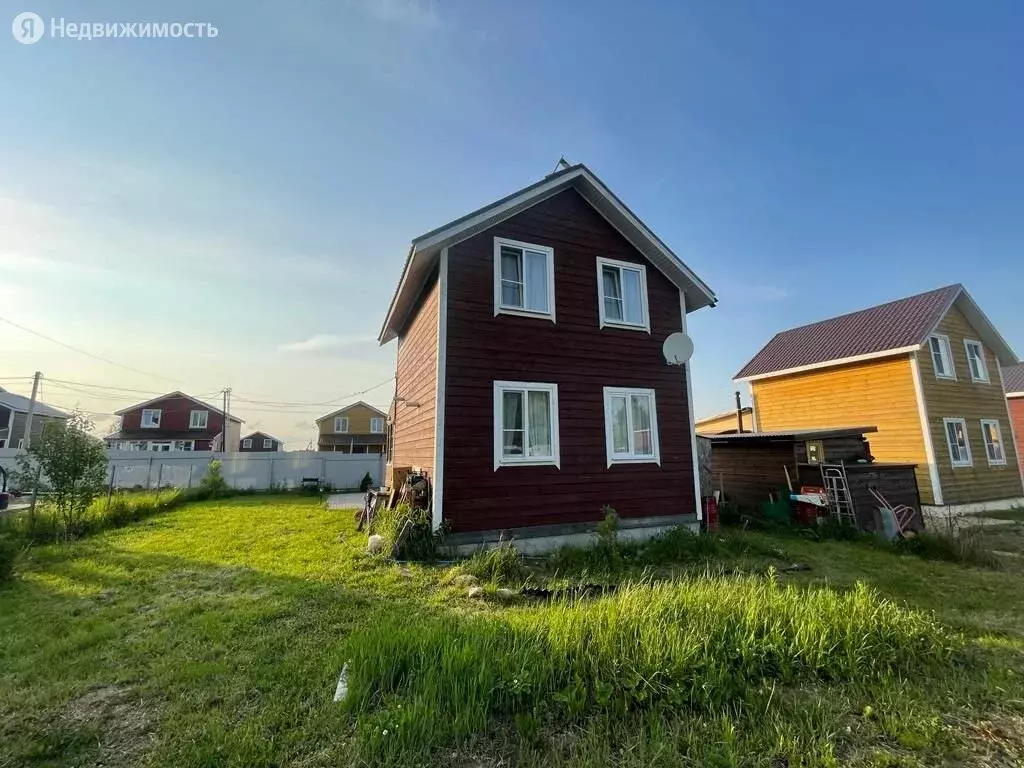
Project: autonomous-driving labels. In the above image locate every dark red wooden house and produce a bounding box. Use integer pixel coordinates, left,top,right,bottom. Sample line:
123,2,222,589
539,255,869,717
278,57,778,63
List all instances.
379,163,716,549
105,391,243,452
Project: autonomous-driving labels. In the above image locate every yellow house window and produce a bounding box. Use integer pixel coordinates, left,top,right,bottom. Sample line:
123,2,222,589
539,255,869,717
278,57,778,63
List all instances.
980,419,1006,466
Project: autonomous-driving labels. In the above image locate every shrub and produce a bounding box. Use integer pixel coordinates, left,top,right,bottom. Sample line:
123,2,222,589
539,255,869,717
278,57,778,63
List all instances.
196,460,230,499
359,472,374,493
462,540,528,584
341,576,959,761
371,503,439,560
0,536,20,582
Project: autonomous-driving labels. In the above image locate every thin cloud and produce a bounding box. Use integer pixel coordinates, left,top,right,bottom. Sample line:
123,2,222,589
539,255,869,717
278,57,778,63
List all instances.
352,0,440,28
278,333,372,352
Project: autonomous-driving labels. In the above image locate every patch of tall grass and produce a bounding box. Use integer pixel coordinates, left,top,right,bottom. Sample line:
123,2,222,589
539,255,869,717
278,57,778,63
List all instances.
461,540,529,584
341,573,959,761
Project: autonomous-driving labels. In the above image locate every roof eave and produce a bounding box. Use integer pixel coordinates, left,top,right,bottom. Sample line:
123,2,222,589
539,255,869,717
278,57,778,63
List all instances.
734,346,921,383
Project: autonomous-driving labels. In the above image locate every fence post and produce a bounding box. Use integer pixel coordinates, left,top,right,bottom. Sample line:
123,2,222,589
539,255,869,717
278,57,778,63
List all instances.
156,462,165,490
269,457,275,489
106,464,117,509
146,456,153,489
187,463,194,488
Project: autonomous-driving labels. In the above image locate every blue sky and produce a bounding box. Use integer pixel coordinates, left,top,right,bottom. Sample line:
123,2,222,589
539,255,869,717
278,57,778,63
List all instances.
2,0,1022,446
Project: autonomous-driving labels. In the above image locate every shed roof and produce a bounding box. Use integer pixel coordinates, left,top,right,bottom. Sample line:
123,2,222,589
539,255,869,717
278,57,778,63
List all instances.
735,285,1018,382
703,426,877,443
1004,363,1024,397
378,163,717,343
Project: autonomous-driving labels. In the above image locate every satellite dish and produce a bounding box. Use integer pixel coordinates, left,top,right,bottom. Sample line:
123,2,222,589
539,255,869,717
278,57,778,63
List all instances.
662,332,694,365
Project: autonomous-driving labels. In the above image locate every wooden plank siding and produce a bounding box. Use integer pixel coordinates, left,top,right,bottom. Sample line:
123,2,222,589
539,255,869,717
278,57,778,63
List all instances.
1007,396,1024,476
441,188,696,534
389,271,439,474
708,442,796,509
318,403,386,437
918,305,1023,504
750,357,935,501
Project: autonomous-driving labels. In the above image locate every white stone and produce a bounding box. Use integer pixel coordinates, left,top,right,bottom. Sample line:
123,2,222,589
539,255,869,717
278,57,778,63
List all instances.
468,586,485,599
367,534,386,554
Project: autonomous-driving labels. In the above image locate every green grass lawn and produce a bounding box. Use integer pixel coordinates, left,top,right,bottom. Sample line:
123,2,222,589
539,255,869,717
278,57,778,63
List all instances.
2,495,1023,767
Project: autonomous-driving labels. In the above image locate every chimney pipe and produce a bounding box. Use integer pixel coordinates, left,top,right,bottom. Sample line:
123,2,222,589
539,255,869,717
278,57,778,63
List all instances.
735,391,744,433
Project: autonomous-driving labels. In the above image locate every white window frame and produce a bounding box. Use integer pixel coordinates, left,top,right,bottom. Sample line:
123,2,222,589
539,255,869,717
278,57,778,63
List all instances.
149,441,172,452
334,416,349,433
943,417,972,468
189,409,209,429
492,380,560,469
242,438,252,449
141,408,161,428
603,386,661,466
928,334,956,380
492,237,556,322
370,417,385,433
963,339,989,383
173,440,194,452
596,257,650,332
980,419,1006,466
263,438,273,449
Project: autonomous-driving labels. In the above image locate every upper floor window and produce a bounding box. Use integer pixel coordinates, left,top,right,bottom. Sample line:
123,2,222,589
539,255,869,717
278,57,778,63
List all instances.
334,416,349,433
493,381,560,468
370,417,385,433
597,257,650,332
603,387,660,466
964,340,989,383
141,408,161,428
943,417,972,467
263,438,273,449
493,237,555,320
980,419,1006,465
189,410,209,429
242,438,252,449
928,335,955,380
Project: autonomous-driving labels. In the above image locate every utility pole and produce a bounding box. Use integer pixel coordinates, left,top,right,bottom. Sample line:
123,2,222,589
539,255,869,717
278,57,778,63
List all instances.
221,388,229,453
22,371,42,449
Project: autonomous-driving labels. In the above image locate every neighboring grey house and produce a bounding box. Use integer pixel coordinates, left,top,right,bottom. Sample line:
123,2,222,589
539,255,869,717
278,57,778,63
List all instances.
0,387,69,448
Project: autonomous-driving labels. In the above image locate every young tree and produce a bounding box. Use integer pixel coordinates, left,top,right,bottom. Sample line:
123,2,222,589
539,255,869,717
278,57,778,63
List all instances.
16,411,108,540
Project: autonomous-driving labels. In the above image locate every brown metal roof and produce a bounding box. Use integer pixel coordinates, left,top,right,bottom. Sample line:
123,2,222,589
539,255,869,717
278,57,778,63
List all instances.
1004,363,1024,395
735,285,962,380
704,426,878,443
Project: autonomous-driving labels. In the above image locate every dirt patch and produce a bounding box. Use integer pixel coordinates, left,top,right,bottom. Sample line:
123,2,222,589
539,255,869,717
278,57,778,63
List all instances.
956,713,1024,767
62,684,158,766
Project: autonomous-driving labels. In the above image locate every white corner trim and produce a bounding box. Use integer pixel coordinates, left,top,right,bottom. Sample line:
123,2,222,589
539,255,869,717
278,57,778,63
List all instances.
1007,391,1024,399
431,248,449,531
681,290,703,520
735,345,921,383
909,352,944,505
492,236,556,323
997,360,1024,493
492,381,561,469
596,256,651,333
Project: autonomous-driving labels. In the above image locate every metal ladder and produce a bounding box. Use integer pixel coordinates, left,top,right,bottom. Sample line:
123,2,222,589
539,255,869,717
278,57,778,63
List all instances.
821,463,857,526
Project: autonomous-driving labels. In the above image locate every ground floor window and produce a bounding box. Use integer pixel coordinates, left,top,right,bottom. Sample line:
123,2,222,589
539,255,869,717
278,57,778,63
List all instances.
603,386,660,466
980,419,1006,466
943,418,972,467
493,381,560,468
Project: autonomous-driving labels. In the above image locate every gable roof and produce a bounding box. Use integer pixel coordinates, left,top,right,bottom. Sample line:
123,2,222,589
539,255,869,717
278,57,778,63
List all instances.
0,388,69,419
378,163,717,343
316,400,388,423
1004,363,1024,397
735,284,1018,382
241,431,283,444
114,391,243,423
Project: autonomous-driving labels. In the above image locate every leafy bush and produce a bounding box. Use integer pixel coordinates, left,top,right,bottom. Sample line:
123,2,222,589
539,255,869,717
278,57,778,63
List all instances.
371,503,439,560
359,472,374,493
462,540,528,584
196,460,230,498
0,536,20,582
341,576,959,761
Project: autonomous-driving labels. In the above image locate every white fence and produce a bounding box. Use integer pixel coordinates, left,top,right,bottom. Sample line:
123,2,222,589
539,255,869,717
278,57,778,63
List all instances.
0,449,384,492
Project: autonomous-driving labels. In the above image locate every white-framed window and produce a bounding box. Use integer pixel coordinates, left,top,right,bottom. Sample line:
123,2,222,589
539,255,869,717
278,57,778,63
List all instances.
263,438,272,449
242,438,252,449
141,408,161,428
964,340,989,383
943,417,972,467
603,386,661,466
334,416,349,433
189,410,209,429
370,417,385,433
596,257,650,332
493,237,555,321
173,440,194,452
149,441,172,452
980,419,1006,466
493,381,560,469
928,335,956,380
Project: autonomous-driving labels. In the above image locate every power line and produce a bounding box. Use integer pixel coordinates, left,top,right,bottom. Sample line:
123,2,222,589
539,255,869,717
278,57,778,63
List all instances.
0,314,185,385
231,376,395,408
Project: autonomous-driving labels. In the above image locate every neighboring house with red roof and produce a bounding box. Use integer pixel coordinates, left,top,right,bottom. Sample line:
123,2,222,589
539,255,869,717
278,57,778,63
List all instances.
736,285,1023,508
1002,363,1024,476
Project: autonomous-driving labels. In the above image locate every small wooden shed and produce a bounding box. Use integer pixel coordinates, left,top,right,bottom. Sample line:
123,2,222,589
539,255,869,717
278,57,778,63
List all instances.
700,426,923,532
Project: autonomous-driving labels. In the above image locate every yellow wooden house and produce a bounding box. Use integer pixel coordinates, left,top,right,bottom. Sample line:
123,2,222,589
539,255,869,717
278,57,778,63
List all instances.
735,285,1023,508
316,401,388,454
